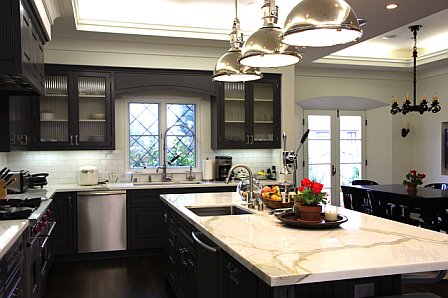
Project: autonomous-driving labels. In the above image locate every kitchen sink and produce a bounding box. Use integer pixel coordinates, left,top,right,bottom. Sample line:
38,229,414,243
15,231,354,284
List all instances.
186,205,254,216
133,181,203,186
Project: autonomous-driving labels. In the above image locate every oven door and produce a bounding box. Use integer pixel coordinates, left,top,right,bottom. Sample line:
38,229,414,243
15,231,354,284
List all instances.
28,234,42,298
27,220,56,298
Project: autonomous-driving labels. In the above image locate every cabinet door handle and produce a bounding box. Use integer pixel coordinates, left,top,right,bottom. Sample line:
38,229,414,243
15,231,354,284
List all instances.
163,213,168,224
246,135,250,144
70,135,74,145
250,135,254,144
192,231,217,253
68,196,72,208
75,135,79,146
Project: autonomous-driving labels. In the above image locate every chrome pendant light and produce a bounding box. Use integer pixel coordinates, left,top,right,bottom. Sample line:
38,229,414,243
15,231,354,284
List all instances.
282,0,363,47
212,0,262,82
239,0,302,68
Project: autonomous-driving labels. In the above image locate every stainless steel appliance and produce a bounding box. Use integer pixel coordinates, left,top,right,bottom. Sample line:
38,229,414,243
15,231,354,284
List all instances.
77,190,127,253
6,170,31,193
215,156,232,181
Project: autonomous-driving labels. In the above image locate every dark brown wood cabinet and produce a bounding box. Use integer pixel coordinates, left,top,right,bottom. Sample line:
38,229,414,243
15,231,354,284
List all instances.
0,0,46,95
0,232,25,298
51,192,77,256
0,95,37,151
34,65,115,150
212,74,281,149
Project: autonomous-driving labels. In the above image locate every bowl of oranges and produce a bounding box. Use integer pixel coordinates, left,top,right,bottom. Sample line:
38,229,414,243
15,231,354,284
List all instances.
261,185,295,209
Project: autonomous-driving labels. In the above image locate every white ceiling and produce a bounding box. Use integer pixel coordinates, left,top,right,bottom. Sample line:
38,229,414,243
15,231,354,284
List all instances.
56,0,448,69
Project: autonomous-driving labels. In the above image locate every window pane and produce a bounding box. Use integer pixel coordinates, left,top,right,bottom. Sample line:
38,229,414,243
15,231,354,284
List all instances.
340,140,362,163
340,116,362,139
166,104,196,167
340,164,361,186
308,140,331,164
129,103,159,168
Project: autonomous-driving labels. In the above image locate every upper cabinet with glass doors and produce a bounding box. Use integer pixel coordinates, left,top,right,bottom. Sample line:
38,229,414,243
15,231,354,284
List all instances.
211,74,281,149
35,66,114,149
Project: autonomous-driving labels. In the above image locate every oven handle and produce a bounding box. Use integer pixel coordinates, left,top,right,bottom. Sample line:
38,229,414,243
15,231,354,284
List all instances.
39,221,56,249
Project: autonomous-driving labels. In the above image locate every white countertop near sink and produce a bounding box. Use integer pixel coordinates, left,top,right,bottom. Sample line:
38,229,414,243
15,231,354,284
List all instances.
160,192,448,287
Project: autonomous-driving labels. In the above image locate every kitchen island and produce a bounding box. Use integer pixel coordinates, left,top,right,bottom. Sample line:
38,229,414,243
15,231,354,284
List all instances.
160,192,448,297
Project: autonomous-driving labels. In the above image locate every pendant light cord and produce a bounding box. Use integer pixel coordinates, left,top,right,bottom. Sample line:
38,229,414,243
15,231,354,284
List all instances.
411,25,421,106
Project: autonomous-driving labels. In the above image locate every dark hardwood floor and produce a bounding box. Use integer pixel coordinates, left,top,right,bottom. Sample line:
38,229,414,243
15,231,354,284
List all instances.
46,256,176,298
402,280,448,297
47,256,448,298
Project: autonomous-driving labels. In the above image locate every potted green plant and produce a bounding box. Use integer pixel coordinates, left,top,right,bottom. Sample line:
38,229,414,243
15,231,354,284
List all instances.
294,178,327,222
403,170,425,192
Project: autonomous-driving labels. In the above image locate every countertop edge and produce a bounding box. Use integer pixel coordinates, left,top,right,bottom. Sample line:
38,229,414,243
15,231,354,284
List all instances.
0,220,28,259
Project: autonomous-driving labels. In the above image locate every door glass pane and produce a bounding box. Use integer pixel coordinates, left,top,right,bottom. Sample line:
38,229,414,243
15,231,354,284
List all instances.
224,82,246,142
340,116,362,186
253,82,274,142
40,75,69,142
307,115,332,196
78,76,107,142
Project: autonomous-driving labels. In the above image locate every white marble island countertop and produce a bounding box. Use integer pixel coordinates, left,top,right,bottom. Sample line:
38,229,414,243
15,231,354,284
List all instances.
0,220,28,259
160,192,448,287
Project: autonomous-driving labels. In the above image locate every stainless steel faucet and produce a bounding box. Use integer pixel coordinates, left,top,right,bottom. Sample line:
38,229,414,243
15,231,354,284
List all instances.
225,164,261,209
156,124,194,182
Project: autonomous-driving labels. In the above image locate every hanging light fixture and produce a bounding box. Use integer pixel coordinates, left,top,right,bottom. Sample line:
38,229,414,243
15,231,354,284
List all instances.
282,0,363,47
212,0,262,82
390,25,441,115
239,0,302,68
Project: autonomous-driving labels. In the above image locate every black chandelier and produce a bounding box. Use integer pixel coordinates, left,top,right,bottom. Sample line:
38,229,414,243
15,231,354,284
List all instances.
390,25,441,115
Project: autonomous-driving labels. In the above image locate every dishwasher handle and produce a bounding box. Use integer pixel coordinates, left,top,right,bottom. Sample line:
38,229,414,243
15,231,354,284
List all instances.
192,231,217,253
77,190,126,196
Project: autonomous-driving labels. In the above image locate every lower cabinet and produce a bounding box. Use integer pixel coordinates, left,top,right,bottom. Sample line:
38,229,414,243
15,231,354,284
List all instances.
163,202,222,298
0,233,25,298
221,253,257,298
51,192,77,256
127,190,165,250
127,186,235,251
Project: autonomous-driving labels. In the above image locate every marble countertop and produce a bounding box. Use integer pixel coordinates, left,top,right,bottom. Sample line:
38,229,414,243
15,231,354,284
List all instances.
160,192,448,287
0,220,28,259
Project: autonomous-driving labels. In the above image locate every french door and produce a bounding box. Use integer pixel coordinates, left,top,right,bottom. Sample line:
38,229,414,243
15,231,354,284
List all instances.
304,111,365,206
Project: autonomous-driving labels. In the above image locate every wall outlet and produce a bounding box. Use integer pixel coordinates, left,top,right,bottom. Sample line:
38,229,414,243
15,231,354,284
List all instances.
354,283,375,298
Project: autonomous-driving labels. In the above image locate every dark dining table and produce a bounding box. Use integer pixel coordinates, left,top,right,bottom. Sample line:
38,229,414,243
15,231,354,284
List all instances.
345,184,448,231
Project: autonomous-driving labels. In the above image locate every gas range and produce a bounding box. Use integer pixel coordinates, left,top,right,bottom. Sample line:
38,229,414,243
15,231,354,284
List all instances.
0,197,42,220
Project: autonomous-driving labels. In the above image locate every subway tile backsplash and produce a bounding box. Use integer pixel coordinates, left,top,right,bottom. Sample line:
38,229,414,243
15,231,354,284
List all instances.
3,149,281,185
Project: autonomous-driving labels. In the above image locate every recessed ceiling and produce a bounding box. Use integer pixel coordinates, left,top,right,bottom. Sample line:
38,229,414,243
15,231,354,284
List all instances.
65,0,448,68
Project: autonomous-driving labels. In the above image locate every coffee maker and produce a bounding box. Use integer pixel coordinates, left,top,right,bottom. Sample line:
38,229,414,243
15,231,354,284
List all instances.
215,156,232,181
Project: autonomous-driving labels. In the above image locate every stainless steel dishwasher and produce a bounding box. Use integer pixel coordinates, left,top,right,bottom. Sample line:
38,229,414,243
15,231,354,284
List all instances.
77,190,127,253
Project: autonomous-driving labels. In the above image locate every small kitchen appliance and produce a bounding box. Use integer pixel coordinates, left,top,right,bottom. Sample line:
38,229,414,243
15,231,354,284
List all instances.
215,156,232,181
6,170,31,193
78,166,99,186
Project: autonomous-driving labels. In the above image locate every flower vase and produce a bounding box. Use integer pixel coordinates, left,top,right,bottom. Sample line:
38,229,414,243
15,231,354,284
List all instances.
407,182,417,193
295,204,322,222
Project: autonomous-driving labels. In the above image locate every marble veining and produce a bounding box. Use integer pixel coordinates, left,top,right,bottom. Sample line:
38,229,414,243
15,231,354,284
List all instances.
161,192,448,287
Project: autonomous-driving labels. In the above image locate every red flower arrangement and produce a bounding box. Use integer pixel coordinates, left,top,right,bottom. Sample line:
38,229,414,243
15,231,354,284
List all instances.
295,178,327,206
403,170,425,186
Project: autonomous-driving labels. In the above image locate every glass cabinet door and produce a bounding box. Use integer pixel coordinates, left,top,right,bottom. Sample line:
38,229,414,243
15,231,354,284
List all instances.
223,82,247,144
77,75,108,143
252,81,275,143
39,75,69,144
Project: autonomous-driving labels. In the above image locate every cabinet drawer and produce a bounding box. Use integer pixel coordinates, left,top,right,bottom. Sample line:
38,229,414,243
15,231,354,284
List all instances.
4,238,23,277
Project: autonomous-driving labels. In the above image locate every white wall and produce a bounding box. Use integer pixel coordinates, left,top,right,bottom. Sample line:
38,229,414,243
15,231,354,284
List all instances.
294,66,415,183
412,66,448,183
